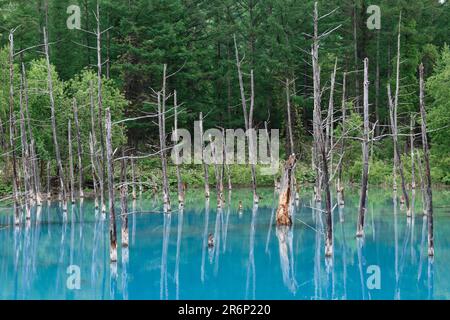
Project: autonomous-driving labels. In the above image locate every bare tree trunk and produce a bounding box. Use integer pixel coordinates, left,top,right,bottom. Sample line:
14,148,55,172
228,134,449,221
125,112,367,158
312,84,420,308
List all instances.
105,108,117,262
199,112,210,198
131,156,137,199
46,161,51,200
120,150,128,247
311,2,333,257
89,133,99,209
375,30,380,136
158,67,171,212
72,98,84,198
234,35,258,203
90,80,105,213
22,63,41,205
96,3,107,213
388,84,410,216
8,31,21,225
337,72,347,205
19,75,31,220
357,58,370,237
68,120,75,204
234,34,249,130
416,152,426,215
44,27,67,211
419,63,433,256
410,116,415,190
249,70,258,203
174,90,184,206
353,6,360,111
326,60,337,176
276,155,296,226
285,79,294,155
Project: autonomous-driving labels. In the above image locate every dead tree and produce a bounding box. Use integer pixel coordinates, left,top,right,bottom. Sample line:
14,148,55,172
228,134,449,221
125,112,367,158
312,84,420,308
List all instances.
310,2,335,257
46,161,51,200
326,59,337,175
276,154,296,226
90,80,105,212
72,98,84,198
199,112,210,198
44,27,67,211
8,30,21,225
174,90,184,206
234,35,258,203
68,120,75,204
105,108,117,262
131,156,137,199
410,115,415,190
285,79,294,155
89,133,99,209
356,58,370,237
158,66,171,212
22,63,41,205
337,72,347,205
388,84,410,216
120,151,129,247
19,75,31,219
419,63,433,256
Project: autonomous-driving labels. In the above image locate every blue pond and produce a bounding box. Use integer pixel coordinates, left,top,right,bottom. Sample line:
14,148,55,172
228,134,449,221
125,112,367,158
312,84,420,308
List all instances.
1,187,449,300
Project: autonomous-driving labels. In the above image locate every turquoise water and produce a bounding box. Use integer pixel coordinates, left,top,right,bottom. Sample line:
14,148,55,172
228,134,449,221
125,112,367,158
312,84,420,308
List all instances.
1,187,450,300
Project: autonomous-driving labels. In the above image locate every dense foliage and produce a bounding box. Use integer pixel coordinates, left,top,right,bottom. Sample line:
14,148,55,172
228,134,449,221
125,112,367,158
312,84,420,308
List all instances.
0,0,449,193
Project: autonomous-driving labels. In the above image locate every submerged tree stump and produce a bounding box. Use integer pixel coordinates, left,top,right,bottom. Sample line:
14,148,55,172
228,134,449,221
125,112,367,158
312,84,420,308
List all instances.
276,154,296,226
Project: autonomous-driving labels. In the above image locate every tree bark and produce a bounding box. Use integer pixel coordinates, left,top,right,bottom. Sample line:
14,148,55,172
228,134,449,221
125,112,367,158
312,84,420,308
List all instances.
158,67,171,212
8,31,21,225
419,63,433,256
174,90,184,206
68,119,75,204
44,27,67,211
120,150,128,247
276,154,296,226
72,98,84,198
199,112,210,198
357,58,370,237
105,108,117,262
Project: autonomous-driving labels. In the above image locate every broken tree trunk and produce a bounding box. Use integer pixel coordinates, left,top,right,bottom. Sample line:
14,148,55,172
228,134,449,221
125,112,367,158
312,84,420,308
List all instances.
357,58,370,237
105,108,117,262
44,27,67,211
72,98,84,198
120,151,129,247
419,63,433,256
276,154,296,226
68,119,75,204
174,90,184,206
46,161,51,200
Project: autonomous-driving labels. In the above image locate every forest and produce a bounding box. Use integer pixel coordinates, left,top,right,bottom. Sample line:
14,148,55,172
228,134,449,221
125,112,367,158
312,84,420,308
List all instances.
0,0,449,297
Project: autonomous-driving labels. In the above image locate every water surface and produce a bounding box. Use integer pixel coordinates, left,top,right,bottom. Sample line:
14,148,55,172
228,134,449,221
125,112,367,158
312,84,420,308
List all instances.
1,187,449,300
